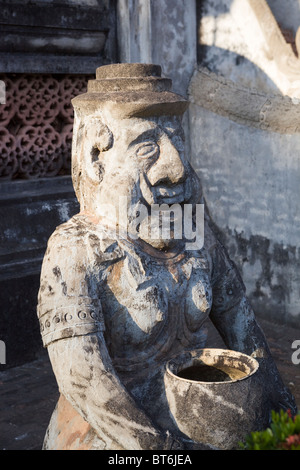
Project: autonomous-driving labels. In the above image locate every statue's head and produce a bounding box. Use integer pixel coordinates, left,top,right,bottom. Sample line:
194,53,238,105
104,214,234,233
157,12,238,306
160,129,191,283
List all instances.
71,64,202,250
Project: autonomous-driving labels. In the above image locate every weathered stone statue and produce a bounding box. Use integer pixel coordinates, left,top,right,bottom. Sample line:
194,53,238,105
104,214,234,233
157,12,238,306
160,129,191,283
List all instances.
37,63,296,450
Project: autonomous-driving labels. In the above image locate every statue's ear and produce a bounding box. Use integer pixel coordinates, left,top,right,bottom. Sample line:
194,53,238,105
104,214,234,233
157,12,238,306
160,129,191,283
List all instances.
84,118,113,182
85,118,113,154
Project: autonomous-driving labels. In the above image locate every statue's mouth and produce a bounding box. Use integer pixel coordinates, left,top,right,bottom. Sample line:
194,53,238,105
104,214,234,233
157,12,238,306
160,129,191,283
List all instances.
139,172,195,209
154,186,185,205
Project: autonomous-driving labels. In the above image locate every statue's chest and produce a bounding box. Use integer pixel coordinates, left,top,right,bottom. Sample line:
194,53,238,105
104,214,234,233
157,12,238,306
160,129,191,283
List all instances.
101,254,212,352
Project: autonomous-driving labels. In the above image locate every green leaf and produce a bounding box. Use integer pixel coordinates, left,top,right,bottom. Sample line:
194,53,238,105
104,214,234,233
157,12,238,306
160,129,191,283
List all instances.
239,410,300,450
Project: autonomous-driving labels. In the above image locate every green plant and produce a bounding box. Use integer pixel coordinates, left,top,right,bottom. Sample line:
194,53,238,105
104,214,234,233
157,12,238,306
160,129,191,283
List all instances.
239,409,300,450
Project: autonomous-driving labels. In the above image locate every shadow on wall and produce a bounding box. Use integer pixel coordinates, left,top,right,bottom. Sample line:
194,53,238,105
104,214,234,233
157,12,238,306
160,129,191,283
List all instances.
197,0,300,96
198,45,281,96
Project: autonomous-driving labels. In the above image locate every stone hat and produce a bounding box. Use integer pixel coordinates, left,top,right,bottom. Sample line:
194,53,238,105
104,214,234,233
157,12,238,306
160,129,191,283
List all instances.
72,63,188,118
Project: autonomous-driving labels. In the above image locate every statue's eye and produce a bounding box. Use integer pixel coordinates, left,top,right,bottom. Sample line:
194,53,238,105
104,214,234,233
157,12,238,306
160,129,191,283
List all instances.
136,141,159,159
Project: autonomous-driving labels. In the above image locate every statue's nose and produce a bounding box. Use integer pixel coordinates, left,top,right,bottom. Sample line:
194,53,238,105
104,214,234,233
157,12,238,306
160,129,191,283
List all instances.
146,135,186,186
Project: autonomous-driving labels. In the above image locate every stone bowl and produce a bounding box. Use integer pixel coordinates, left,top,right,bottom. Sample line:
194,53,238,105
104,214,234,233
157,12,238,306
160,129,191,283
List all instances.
164,348,270,449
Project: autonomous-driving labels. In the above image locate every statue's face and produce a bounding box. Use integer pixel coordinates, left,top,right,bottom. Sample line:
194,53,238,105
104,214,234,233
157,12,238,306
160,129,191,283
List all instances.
80,114,202,249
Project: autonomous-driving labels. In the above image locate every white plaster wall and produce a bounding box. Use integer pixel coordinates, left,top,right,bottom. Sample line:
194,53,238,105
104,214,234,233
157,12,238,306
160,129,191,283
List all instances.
198,0,300,97
198,0,279,94
190,105,300,249
190,102,300,324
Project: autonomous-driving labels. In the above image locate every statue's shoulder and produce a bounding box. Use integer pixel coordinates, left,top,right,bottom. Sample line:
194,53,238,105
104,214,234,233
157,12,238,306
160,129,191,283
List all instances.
48,213,89,246
46,213,124,265
47,214,105,248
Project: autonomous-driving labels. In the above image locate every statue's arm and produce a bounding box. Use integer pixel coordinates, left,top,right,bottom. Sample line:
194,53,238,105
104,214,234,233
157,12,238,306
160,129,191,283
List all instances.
47,332,173,450
37,225,187,450
208,237,297,414
210,296,296,414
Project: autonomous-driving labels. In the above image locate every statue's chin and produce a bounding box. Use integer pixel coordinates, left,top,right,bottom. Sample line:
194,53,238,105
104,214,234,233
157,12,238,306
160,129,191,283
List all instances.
137,218,184,252
138,234,179,251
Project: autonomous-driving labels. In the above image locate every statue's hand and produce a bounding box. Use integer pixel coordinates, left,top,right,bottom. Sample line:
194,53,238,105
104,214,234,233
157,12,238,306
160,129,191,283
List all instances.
181,438,216,450
255,354,298,416
164,432,214,450
275,385,298,416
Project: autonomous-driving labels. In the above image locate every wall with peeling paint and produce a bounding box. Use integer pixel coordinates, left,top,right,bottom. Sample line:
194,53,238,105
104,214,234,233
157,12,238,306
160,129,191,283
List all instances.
190,0,300,326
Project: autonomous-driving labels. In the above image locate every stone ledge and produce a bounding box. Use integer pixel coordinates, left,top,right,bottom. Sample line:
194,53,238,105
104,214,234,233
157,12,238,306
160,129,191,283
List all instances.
0,176,75,200
0,176,79,368
0,176,79,280
189,67,300,134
